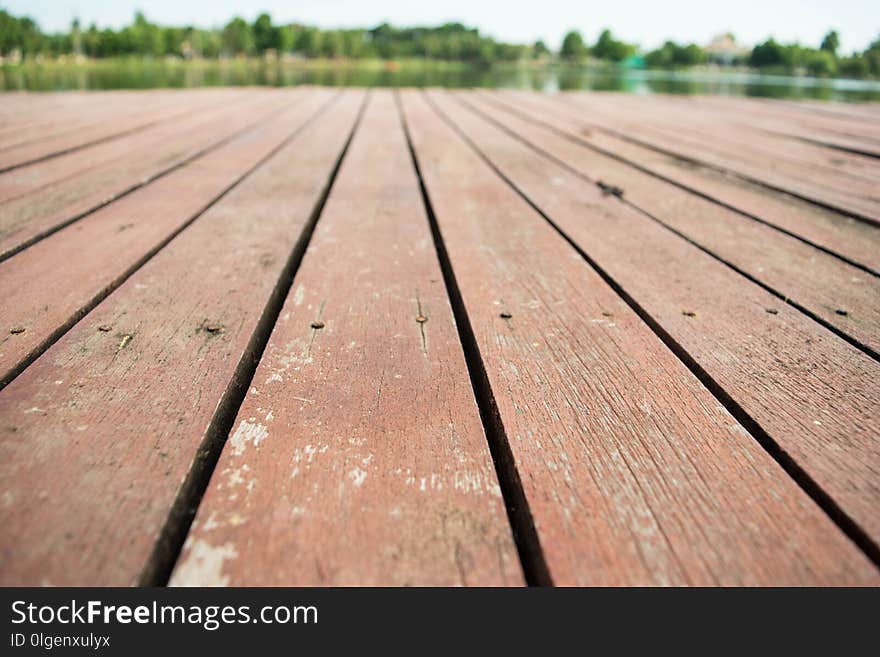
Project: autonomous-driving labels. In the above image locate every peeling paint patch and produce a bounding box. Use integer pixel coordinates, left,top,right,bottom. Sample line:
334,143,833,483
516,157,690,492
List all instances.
230,420,269,456
293,285,305,306
171,540,237,586
349,467,368,487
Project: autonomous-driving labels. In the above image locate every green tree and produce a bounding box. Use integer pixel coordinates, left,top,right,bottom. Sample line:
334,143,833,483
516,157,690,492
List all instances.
533,39,549,58
820,30,839,55
805,49,837,76
295,27,322,58
130,12,163,56
862,36,880,75
253,13,281,52
592,29,633,61
560,30,587,60
749,39,786,67
222,17,254,55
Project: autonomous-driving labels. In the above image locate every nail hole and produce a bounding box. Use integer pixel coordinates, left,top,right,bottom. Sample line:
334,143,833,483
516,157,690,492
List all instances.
311,321,325,330
97,325,112,332
835,309,848,316
765,308,778,315
682,310,696,317
500,312,512,319
9,327,26,335
204,323,223,334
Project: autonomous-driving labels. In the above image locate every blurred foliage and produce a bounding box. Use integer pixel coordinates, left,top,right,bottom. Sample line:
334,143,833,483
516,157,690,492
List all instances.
0,10,878,81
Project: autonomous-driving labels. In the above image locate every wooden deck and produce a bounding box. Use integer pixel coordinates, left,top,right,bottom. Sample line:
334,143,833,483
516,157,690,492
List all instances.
1,87,879,586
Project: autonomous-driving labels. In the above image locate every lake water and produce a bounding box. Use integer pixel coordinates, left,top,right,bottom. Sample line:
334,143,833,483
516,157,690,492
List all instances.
2,58,880,102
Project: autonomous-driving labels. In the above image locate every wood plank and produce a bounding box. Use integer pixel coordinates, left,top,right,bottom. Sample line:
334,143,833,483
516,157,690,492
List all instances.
561,91,880,172
487,90,880,274
0,91,277,204
0,91,175,143
0,90,335,387
460,92,880,355
401,89,879,585
0,91,290,261
171,91,522,586
560,93,880,150
550,91,880,223
421,89,880,558
679,95,880,157
0,92,170,150
0,89,242,172
0,90,365,586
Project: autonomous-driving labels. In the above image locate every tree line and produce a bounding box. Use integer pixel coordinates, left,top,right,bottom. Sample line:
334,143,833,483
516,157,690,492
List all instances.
0,11,528,64
1,9,878,79
559,28,880,78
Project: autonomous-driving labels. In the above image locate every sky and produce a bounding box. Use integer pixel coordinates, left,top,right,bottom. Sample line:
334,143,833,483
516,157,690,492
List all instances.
5,0,879,53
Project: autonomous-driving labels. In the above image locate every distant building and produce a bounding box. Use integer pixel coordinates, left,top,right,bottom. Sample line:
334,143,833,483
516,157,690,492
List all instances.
705,33,749,65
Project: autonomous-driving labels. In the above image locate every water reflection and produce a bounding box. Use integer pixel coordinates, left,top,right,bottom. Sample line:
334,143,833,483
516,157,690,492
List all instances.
2,59,879,101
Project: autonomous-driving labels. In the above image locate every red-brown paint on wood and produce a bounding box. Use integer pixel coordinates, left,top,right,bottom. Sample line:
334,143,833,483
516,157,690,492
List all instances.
545,91,880,222
487,90,880,274
424,89,880,557
0,90,197,147
560,90,880,186
0,92,290,259
400,89,879,585
171,91,522,586
0,89,246,171
672,94,880,156
550,92,880,156
0,91,172,151
0,89,335,385
0,90,364,586
460,92,880,353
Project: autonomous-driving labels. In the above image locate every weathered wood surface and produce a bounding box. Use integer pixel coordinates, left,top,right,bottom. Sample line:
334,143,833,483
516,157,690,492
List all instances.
0,87,878,586
427,89,880,554
172,91,521,586
489,90,880,273
549,91,880,223
402,90,877,585
0,90,362,585
0,90,334,386
0,89,251,172
0,90,290,260
465,92,880,354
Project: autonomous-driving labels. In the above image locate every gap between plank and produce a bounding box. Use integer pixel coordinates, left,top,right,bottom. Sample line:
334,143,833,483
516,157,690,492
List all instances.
139,91,371,586
456,93,880,364
0,97,294,265
0,92,343,393
552,94,880,231
0,103,209,175
395,90,553,587
477,92,880,279
423,91,880,571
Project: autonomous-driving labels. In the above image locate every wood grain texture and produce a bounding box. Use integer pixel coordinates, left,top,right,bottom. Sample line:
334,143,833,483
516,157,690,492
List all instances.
400,89,879,585
552,92,880,156
0,91,289,260
171,91,521,586
489,91,880,274
0,90,336,386
550,91,880,223
675,94,880,156
424,89,880,556
0,90,209,136
0,92,175,151
0,90,363,585
0,89,242,171
462,92,880,353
